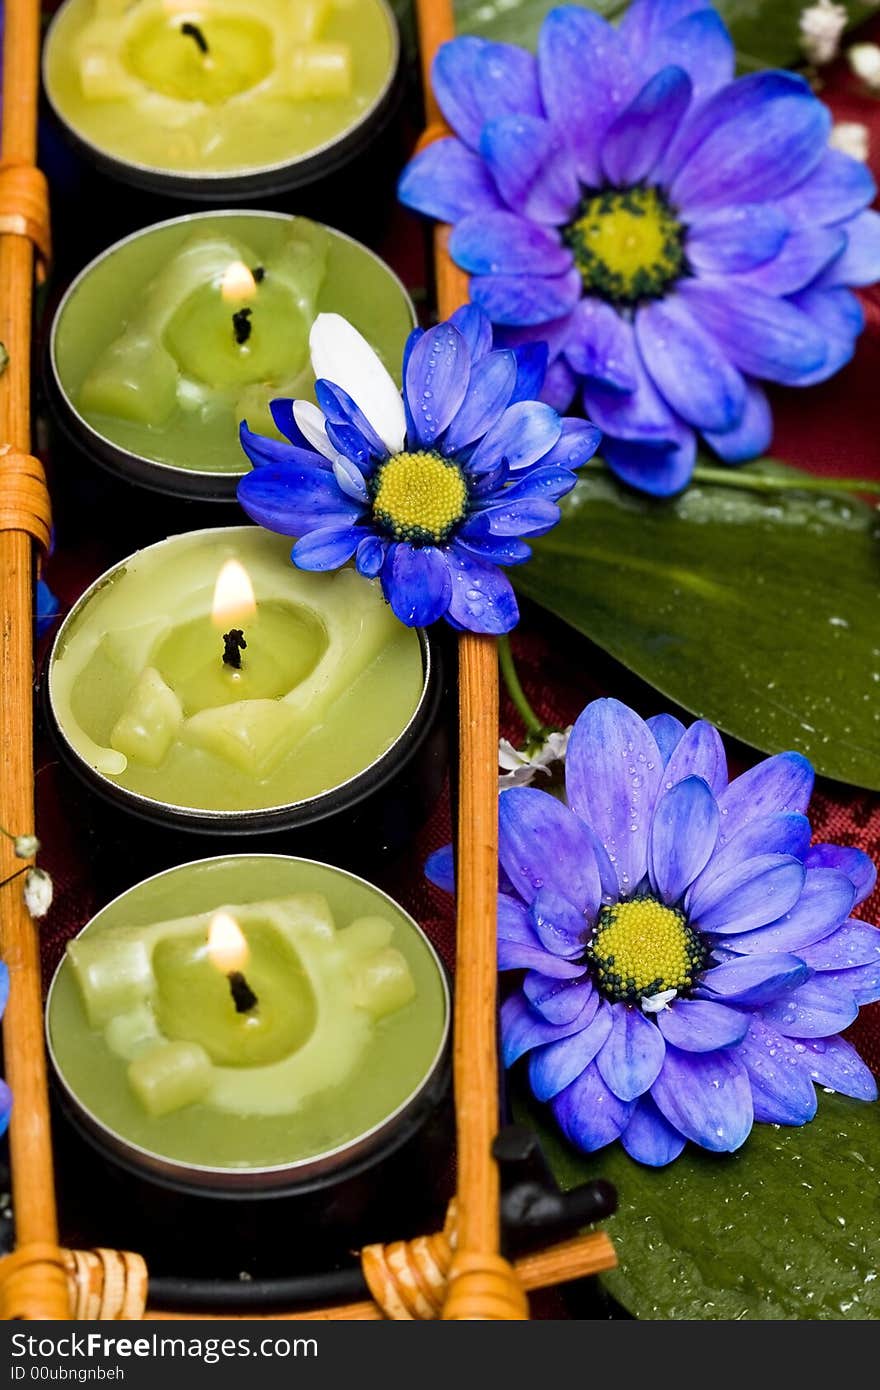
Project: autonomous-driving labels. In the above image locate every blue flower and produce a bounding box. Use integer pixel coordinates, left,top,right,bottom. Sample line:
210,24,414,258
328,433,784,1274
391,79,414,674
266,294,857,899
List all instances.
399,0,880,496
427,698,880,1165
237,308,599,633
0,962,10,1138
36,579,60,639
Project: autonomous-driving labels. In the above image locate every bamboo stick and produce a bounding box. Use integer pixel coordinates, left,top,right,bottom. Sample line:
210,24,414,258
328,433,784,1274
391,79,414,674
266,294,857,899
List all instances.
0,0,71,1320
413,0,527,1321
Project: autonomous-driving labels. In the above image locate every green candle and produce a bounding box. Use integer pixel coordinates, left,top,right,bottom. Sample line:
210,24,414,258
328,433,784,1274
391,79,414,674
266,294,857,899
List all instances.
49,527,426,810
50,212,415,487
43,0,396,183
47,856,449,1174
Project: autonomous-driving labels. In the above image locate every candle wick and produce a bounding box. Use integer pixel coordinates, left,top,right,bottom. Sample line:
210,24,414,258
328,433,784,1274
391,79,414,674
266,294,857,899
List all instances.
180,21,210,55
252,266,265,283
227,970,258,1014
232,307,253,346
222,628,247,669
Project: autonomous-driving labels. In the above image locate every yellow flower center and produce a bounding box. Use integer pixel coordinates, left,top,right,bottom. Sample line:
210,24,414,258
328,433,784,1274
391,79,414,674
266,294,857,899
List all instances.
371,450,468,544
564,185,687,306
585,896,707,1005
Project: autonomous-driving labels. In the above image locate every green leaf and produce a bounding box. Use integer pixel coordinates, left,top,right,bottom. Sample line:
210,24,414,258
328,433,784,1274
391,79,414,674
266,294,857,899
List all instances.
514,1085,880,1319
452,0,877,69
512,462,880,789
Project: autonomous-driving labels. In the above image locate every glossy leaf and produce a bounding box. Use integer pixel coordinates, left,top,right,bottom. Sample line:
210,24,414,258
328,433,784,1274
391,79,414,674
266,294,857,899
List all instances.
514,1085,880,1319
513,462,880,789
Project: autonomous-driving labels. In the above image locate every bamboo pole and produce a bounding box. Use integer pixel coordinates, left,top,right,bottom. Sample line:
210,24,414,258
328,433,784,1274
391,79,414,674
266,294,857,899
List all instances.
0,0,71,1321
413,0,527,1321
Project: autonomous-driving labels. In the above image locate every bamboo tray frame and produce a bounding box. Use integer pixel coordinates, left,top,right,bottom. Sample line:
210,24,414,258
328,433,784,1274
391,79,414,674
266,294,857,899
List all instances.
0,0,616,1320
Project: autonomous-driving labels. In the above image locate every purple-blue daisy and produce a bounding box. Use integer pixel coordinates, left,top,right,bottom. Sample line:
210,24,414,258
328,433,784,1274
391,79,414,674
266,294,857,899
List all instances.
399,0,880,496
428,698,880,1165
237,306,600,634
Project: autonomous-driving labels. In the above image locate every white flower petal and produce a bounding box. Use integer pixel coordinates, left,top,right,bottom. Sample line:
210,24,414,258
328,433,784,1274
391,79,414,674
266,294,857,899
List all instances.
13,834,39,859
24,867,53,918
309,313,406,455
292,400,336,460
498,738,530,772
829,121,870,161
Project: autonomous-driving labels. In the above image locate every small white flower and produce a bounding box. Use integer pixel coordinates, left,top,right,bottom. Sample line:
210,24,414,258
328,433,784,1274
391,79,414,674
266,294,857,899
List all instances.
829,121,871,160
12,835,39,859
308,313,406,456
641,988,677,1015
848,41,880,89
799,0,848,65
23,867,53,919
498,727,572,788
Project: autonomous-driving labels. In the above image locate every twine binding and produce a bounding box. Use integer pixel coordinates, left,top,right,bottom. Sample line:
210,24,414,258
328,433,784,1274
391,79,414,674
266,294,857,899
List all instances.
0,163,51,279
0,449,52,551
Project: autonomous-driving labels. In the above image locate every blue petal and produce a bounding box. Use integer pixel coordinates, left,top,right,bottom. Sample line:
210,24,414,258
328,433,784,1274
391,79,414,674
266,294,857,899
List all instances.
355,534,386,578
497,893,536,945
487,465,577,505
670,72,829,210
398,137,503,222
498,938,585,977
292,525,363,571
432,37,541,150
524,971,595,1023
552,1060,636,1153
425,845,454,892
620,0,708,57
596,1006,666,1103
237,463,363,536
735,226,846,296
814,209,880,288
566,698,663,897
703,379,773,463
449,304,493,361
760,977,859,1037
657,998,748,1052
721,868,855,955
443,349,517,454
687,853,805,935
601,66,692,187
651,1046,753,1153
647,8,735,103
530,886,590,958
466,496,560,539
738,1018,818,1126
238,421,323,471
582,341,686,446
799,918,880,971
453,533,532,566
646,713,686,765
0,1080,10,1139
694,812,812,892
715,751,814,846
542,356,579,411
786,287,864,387
805,844,876,906
539,7,638,186
468,400,562,476
664,719,728,793
779,148,876,228
798,1035,878,1101
0,962,8,1017
443,546,519,633
480,114,580,225
687,204,789,274
529,1002,612,1101
620,1094,686,1167
637,297,746,433
382,544,452,627
498,785,602,915
35,580,60,638
601,433,697,497
817,960,880,1007
269,398,312,449
450,212,571,279
405,323,470,449
649,775,719,905
509,343,549,405
675,280,827,385
501,991,591,1067
539,419,603,470
315,379,387,458
699,952,809,1006
470,269,583,327
332,455,369,503
565,299,638,393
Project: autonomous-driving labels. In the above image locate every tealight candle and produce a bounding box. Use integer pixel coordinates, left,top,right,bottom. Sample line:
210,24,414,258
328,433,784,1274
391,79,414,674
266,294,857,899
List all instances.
46,855,450,1188
43,0,400,198
49,211,415,500
47,527,438,834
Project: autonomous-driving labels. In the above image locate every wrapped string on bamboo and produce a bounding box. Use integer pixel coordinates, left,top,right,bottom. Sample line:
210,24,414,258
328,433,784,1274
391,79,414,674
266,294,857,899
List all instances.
0,0,70,1322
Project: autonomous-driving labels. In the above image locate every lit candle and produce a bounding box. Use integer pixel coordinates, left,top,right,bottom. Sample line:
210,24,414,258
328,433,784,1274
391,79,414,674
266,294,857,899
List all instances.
46,854,450,1182
42,0,399,196
47,528,433,822
49,211,415,498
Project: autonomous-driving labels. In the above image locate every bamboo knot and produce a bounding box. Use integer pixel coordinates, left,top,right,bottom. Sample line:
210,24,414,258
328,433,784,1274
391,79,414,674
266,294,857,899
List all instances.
0,1243,72,1320
0,449,52,551
442,1253,529,1321
63,1248,149,1321
0,164,51,279
360,1202,458,1319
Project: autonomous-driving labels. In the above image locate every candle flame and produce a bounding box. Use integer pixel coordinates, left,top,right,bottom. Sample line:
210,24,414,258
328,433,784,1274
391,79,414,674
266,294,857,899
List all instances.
207,911,249,974
212,558,256,628
220,261,258,305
